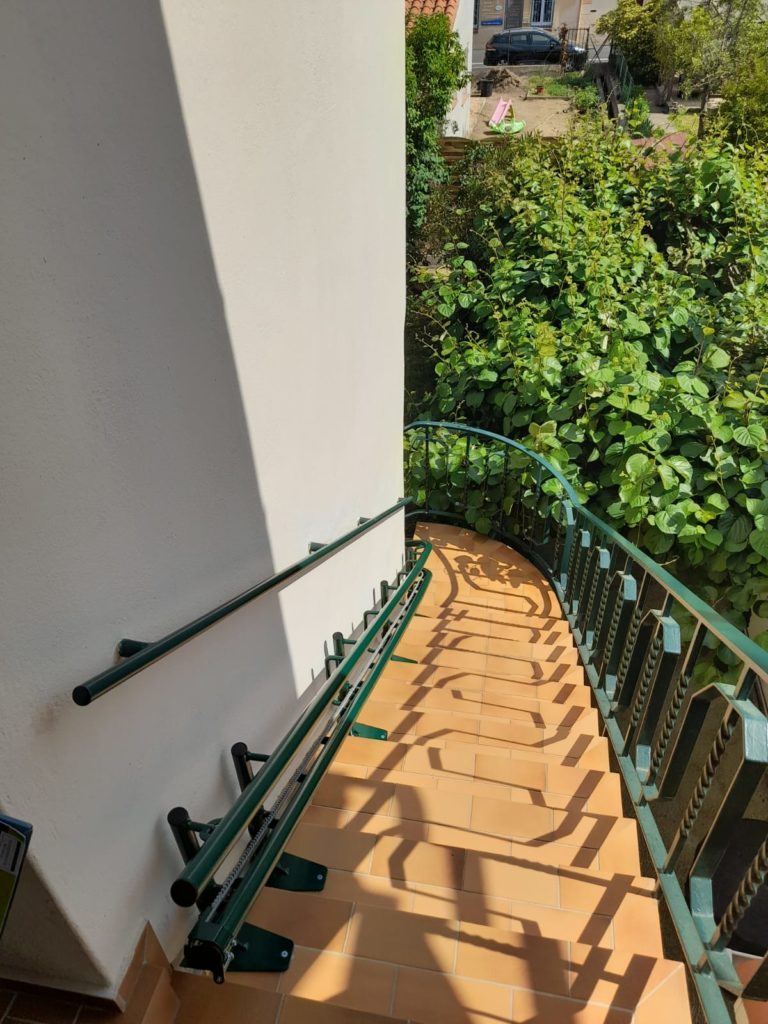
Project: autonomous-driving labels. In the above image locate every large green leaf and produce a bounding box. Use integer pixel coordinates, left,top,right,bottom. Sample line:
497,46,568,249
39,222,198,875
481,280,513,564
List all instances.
655,506,688,535
733,423,767,447
625,453,652,480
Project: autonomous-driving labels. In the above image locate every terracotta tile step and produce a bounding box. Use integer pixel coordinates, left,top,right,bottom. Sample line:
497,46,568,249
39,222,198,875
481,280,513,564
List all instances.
334,732,611,774
285,820,650,910
415,602,569,632
381,655,585,687
361,697,600,735
385,644,584,683
288,835,663,954
421,589,562,619
174,971,409,1024
325,747,616,801
314,767,623,830
302,798,640,875
235,896,684,1021
373,671,594,709
323,754,622,814
243,875,660,971
408,614,573,645
384,711,601,748
394,635,579,665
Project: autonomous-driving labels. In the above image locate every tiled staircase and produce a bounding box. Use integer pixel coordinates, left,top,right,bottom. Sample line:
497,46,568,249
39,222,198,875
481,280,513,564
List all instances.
172,524,694,1024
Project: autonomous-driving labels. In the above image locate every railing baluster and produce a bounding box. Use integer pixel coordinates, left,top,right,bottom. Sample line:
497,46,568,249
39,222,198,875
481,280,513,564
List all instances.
665,709,738,871
647,622,706,784
715,838,768,948
627,616,682,779
578,547,610,657
423,425,431,514
558,501,575,591
565,528,591,616
495,444,510,536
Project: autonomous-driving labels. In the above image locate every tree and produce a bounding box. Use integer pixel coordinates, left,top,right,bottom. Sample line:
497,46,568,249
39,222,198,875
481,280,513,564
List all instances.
655,0,763,136
405,14,469,237
597,0,664,83
717,19,768,143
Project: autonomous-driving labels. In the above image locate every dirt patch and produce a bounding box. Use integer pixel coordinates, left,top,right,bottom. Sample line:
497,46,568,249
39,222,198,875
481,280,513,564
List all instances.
478,68,522,92
470,65,594,140
469,90,574,140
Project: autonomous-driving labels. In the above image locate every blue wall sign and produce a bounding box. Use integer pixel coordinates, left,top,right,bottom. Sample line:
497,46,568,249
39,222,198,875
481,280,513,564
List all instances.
480,18,503,24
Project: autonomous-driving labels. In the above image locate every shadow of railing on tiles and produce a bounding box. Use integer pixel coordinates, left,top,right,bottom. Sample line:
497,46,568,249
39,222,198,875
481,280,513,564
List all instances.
302,769,675,1020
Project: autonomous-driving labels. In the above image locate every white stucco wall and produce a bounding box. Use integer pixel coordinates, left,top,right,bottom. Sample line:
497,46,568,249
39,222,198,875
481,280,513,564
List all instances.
0,0,404,999
446,0,476,137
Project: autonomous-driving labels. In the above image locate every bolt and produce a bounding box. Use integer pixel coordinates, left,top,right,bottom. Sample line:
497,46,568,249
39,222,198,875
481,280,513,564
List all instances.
317,873,324,881
281,949,289,958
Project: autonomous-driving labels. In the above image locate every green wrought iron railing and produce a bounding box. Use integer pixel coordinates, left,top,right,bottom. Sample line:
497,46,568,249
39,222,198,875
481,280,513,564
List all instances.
405,420,768,1024
166,538,432,983
72,498,411,706
609,42,636,105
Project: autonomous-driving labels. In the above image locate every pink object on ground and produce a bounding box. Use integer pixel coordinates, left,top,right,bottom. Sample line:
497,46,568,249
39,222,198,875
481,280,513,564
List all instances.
488,98,511,127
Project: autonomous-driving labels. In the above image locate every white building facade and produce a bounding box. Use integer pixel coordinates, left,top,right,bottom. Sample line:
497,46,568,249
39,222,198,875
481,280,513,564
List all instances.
0,0,405,1002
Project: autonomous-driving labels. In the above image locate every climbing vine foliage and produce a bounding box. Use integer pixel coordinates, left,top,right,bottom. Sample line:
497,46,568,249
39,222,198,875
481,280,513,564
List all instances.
406,13,469,236
409,122,768,631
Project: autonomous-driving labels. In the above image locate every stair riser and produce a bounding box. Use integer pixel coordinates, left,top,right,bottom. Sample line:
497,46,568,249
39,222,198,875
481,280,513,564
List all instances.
323,759,623,815
245,872,661,958
362,698,599,733
335,735,611,775
395,637,579,664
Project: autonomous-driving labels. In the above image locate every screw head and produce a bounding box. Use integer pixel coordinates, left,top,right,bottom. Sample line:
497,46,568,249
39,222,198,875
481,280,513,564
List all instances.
281,949,289,958
317,873,324,880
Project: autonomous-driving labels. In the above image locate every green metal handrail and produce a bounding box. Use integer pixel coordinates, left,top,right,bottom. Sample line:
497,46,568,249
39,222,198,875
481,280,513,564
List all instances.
169,539,432,983
72,498,411,706
405,420,768,1022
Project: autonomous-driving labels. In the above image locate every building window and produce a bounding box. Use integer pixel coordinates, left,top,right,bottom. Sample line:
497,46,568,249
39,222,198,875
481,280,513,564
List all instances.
530,0,554,25
474,0,480,29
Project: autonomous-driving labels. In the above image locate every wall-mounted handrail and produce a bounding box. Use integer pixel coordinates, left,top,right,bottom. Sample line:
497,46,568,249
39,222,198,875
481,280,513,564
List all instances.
405,421,768,1022
72,498,410,707
171,539,432,982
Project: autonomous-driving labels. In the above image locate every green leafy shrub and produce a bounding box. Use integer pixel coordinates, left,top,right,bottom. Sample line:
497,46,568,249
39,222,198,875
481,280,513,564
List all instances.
573,84,601,113
624,90,653,137
406,14,469,237
409,121,768,628
597,0,663,84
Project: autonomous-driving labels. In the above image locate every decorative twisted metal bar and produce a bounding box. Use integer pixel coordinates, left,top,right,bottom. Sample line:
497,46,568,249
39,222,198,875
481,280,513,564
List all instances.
629,630,663,730
718,838,768,945
674,714,738,855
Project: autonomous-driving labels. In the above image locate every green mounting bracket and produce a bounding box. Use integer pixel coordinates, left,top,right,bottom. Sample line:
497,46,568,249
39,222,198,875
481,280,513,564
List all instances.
180,924,293,980
391,655,418,664
349,723,388,740
332,681,351,706
117,638,150,657
228,924,293,974
308,541,326,553
324,653,344,677
267,852,327,892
